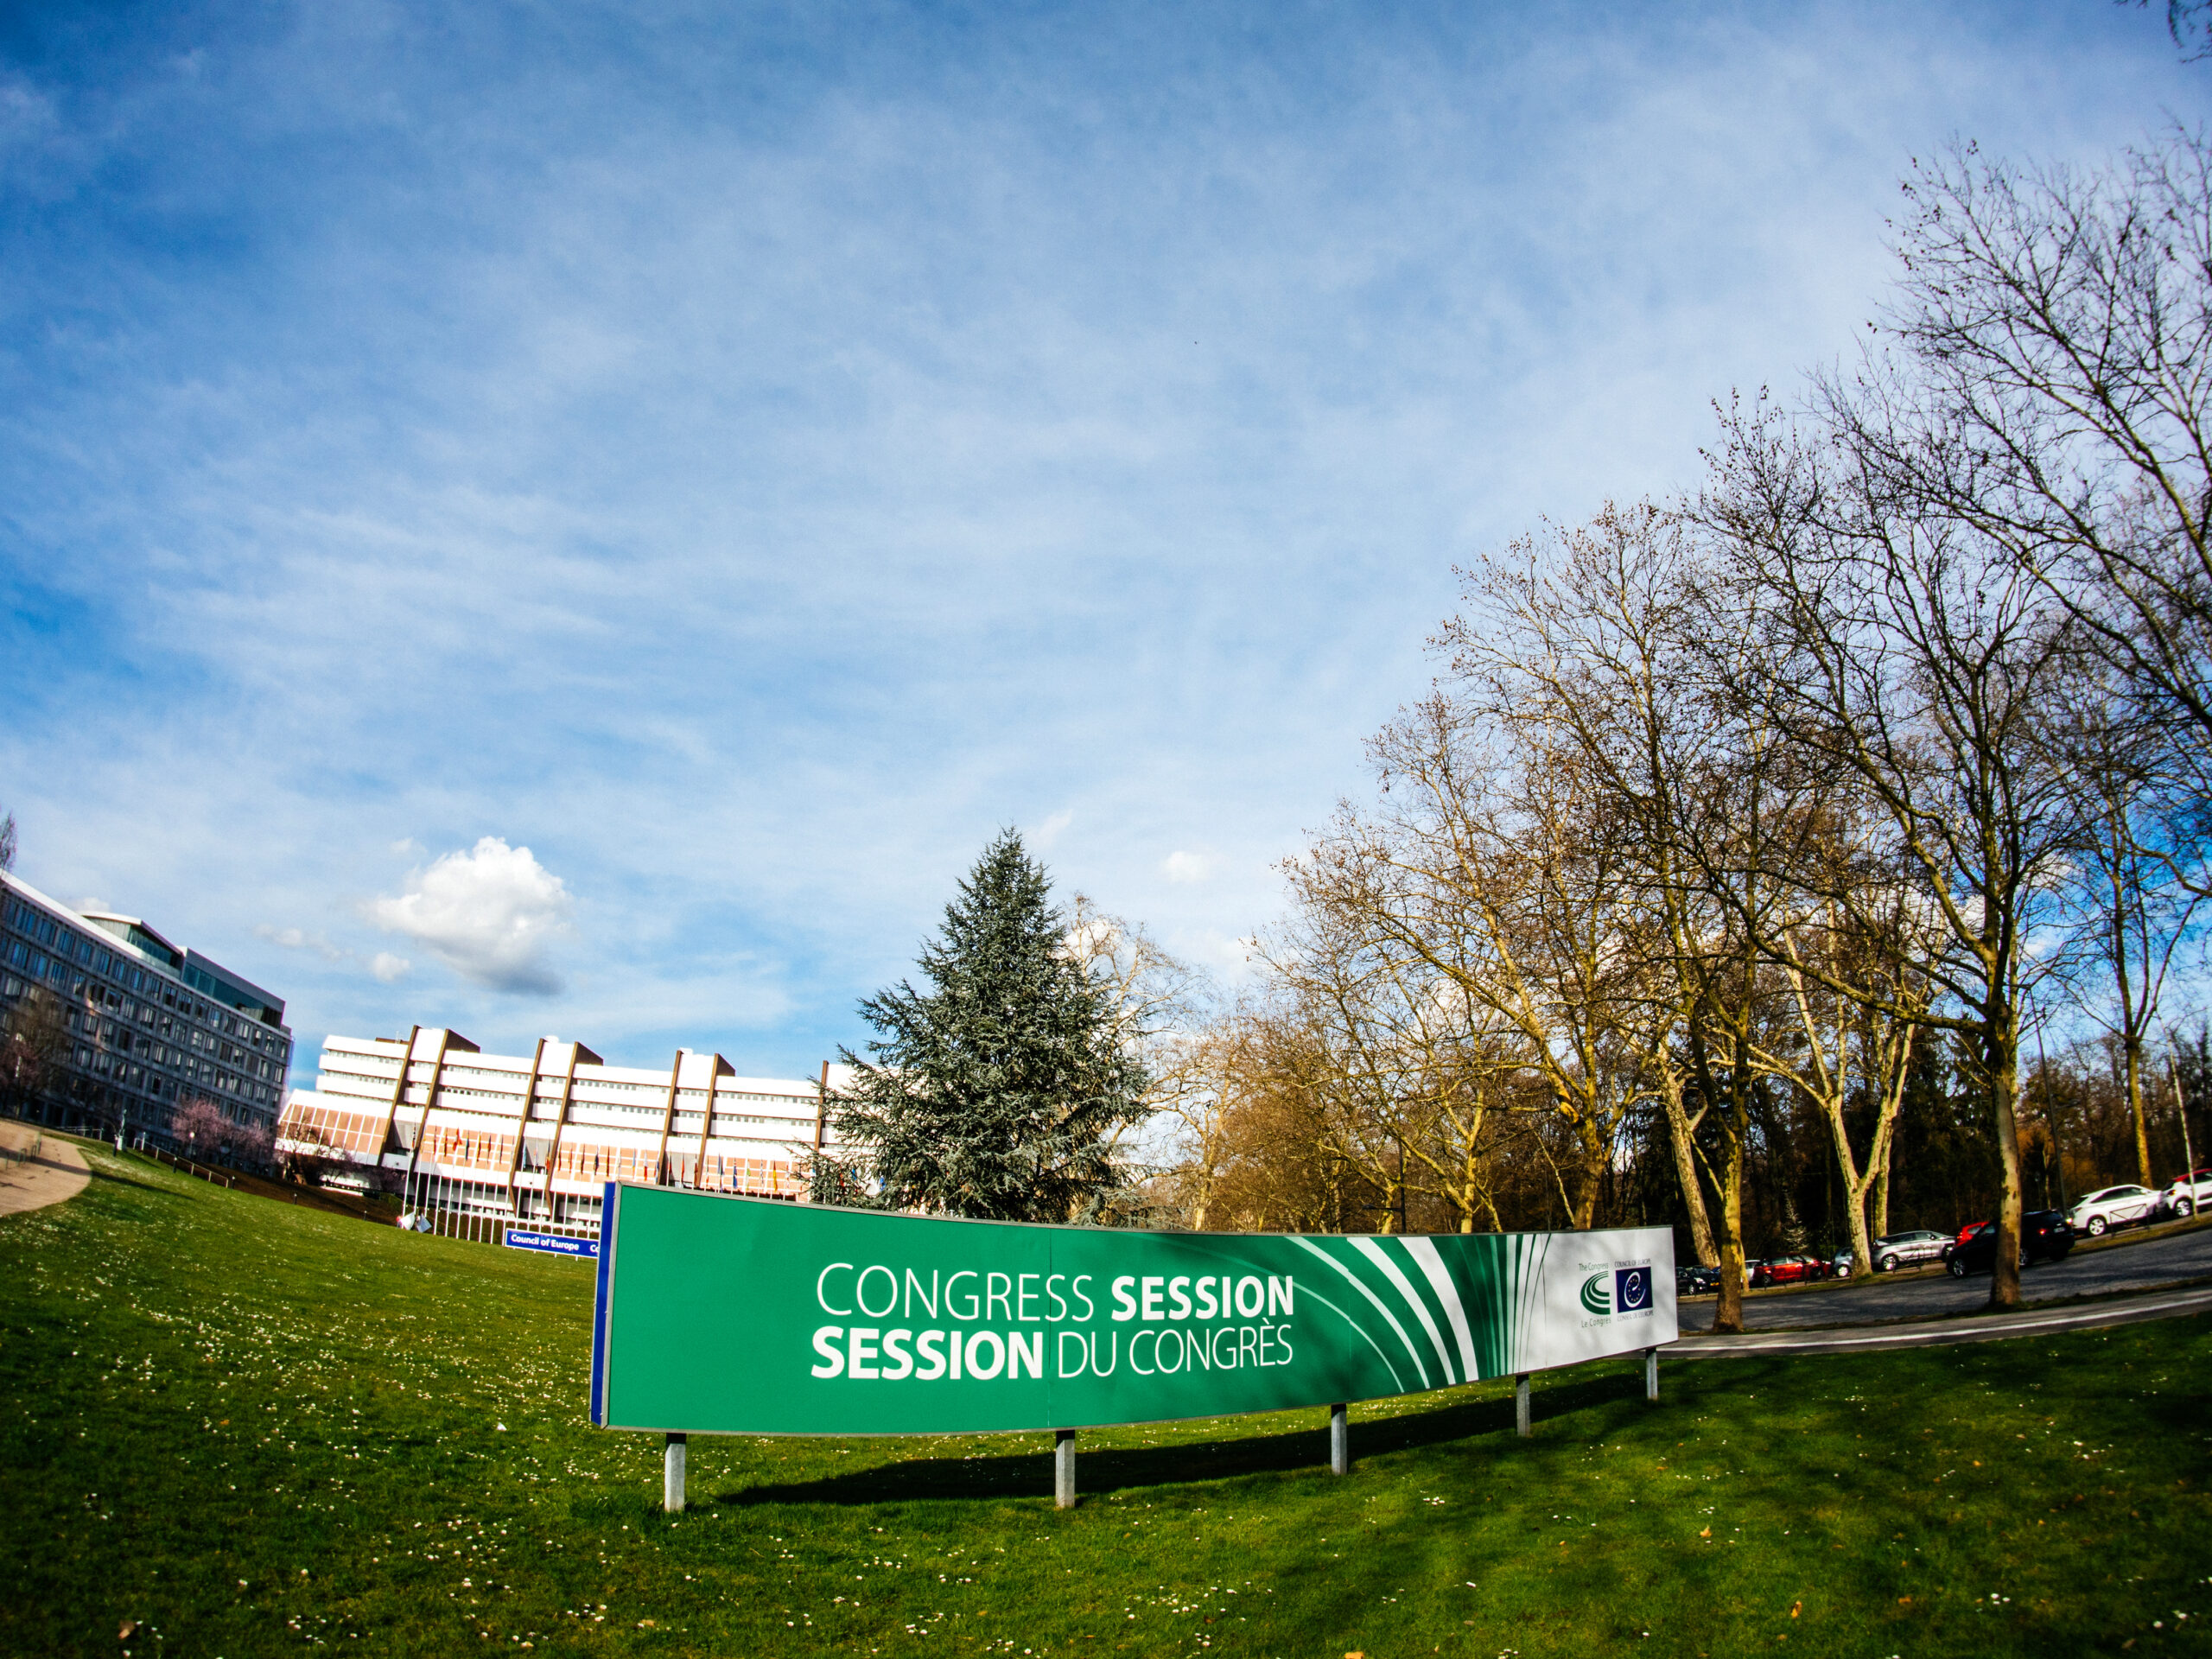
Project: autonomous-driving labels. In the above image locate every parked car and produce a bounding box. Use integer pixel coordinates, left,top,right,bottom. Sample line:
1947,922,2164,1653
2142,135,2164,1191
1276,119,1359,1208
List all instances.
2067,1184,2163,1238
1946,1211,2075,1275
1676,1263,1720,1295
2162,1168,2212,1220
1749,1253,1832,1287
1870,1229,1954,1273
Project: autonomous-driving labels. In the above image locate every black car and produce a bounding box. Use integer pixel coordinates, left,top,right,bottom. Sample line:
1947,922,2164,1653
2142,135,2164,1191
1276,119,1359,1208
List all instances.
1676,1263,1720,1295
1945,1211,2075,1276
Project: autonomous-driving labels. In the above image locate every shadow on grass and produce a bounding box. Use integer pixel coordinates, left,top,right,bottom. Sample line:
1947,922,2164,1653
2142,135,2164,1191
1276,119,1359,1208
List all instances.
712,1366,1662,1507
77,1162,173,1198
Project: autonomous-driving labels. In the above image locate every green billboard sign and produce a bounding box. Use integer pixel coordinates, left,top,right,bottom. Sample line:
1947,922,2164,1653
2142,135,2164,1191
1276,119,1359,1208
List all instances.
590,1185,1677,1434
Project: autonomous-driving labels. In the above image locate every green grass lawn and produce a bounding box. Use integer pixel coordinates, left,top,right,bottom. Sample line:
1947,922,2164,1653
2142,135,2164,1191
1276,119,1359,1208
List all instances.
3,1140,2209,1659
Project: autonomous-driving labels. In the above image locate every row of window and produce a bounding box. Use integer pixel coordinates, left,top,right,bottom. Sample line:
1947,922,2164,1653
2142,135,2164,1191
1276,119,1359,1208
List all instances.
2,898,291,1114
3,898,289,1059
351,1055,811,1109
321,1062,810,1118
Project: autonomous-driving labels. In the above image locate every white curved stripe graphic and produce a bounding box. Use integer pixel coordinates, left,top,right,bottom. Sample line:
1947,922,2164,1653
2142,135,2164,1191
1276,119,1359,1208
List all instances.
1290,1236,1432,1390
1402,1236,1480,1382
1294,1282,1407,1395
1515,1235,1550,1373
1351,1236,1459,1387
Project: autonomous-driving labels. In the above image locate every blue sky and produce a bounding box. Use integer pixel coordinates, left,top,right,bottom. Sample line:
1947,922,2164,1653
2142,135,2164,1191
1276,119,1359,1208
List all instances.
2,0,2201,1084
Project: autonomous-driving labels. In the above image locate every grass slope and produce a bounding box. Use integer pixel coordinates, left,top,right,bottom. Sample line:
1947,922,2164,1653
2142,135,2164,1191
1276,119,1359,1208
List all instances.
3,1139,2209,1659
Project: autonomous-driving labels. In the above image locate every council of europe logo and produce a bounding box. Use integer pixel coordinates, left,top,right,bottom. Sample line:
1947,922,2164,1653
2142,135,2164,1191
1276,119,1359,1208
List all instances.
1579,1265,1654,1317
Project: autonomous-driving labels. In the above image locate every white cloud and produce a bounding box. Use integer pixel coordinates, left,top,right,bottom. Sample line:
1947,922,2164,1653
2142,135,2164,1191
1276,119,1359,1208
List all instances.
1162,850,1214,885
257,924,346,962
369,837,572,995
258,924,412,983
1031,810,1074,851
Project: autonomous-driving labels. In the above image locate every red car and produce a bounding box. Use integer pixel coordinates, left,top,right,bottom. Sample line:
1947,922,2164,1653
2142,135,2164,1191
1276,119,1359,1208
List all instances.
1748,1253,1832,1287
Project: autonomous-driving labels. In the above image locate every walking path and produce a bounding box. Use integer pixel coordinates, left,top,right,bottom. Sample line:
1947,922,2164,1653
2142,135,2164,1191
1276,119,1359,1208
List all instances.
0,1122,88,1217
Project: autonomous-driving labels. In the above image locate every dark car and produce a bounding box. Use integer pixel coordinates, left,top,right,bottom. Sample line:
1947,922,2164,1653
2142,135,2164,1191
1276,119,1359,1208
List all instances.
1945,1211,2075,1276
1676,1263,1720,1296
1749,1253,1832,1288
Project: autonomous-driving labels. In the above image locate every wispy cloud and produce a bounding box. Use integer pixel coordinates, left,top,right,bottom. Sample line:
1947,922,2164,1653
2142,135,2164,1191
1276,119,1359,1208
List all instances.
257,925,346,963
1162,850,1214,886
0,0,2193,1072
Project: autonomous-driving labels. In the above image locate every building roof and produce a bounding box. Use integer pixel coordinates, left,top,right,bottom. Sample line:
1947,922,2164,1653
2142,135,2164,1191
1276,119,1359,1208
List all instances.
4,874,287,1024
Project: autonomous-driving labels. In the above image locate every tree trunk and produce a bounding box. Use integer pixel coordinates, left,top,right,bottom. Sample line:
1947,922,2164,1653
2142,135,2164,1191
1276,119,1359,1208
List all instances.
1819,1096,1876,1281
1712,1112,1746,1333
2126,1033,2152,1187
1874,1122,1895,1239
1826,1024,1915,1277
1987,1010,2026,1311
1659,1073,1719,1266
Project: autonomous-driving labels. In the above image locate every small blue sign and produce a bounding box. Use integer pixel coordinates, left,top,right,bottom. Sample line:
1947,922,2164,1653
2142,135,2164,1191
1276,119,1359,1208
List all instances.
505,1228,601,1258
1615,1265,1652,1313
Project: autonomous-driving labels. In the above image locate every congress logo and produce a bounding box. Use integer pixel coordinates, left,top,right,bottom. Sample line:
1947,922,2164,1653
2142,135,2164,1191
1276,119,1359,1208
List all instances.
1580,1265,1654,1318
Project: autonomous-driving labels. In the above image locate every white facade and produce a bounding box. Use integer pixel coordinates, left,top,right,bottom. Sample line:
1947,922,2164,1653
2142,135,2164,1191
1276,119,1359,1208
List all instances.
278,1027,846,1232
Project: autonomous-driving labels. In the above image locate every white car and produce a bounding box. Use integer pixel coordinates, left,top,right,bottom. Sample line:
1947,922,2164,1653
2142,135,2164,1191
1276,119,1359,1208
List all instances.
1869,1229,1953,1273
2067,1184,2162,1238
2164,1168,2212,1220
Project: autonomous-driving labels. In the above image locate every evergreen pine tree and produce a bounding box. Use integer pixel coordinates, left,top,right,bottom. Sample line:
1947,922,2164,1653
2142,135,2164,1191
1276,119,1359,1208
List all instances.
819,830,1150,1221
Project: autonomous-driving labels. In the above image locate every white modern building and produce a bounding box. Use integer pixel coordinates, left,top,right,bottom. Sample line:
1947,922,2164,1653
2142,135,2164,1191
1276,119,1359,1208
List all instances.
1,871,294,1142
277,1028,849,1236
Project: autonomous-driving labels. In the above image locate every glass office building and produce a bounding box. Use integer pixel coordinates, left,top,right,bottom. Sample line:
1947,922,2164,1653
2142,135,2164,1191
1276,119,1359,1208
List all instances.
0,871,293,1143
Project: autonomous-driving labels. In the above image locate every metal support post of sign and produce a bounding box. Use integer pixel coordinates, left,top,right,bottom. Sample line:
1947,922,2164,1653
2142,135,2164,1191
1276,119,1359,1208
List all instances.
664,1433,687,1514
1515,1374,1531,1437
1053,1430,1077,1510
1645,1347,1659,1402
1329,1403,1349,1476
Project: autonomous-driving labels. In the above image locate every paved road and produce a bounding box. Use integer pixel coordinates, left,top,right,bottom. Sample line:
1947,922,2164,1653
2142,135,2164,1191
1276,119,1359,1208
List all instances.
1675,1281,2212,1358
1682,1222,2212,1332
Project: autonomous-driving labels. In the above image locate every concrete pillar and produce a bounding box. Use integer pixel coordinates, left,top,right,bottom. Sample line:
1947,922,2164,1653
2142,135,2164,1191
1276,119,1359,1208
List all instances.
1515,1373,1531,1438
1645,1346,1659,1402
1053,1430,1077,1510
1329,1403,1350,1476
664,1433,687,1514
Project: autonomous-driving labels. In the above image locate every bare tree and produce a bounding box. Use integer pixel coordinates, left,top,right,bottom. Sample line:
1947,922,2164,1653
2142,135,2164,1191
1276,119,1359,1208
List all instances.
277,1116,342,1185
1061,892,1217,1193
2046,659,2208,1185
1256,880,1530,1234
1188,998,1381,1233
1743,880,1930,1278
0,985,65,1119
1705,405,2087,1310
1850,130,2212,819
2123,2,2212,65
1437,503,1844,1328
1304,702,1663,1233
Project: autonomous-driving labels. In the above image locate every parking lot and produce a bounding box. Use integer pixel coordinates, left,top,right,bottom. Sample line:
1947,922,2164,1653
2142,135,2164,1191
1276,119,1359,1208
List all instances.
1687,1217,2212,1332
